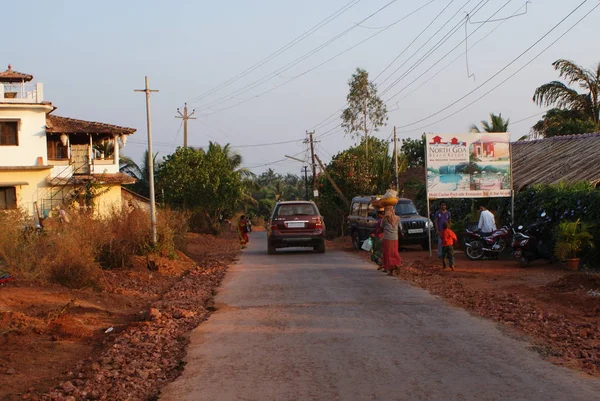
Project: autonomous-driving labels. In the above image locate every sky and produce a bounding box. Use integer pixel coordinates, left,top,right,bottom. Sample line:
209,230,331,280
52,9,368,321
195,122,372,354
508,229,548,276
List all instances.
4,0,599,175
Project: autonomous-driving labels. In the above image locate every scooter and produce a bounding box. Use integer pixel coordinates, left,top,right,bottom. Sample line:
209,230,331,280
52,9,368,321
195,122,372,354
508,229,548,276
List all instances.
512,213,554,267
464,225,513,261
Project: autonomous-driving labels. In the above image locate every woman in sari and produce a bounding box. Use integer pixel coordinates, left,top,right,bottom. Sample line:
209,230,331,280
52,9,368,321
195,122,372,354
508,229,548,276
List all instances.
237,215,249,249
381,205,402,276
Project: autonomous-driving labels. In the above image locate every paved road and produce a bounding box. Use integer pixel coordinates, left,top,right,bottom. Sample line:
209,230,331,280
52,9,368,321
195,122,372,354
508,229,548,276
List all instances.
161,233,600,401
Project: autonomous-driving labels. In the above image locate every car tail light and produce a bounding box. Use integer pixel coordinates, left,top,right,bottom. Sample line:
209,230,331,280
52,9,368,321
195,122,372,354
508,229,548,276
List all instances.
315,218,323,229
270,224,278,231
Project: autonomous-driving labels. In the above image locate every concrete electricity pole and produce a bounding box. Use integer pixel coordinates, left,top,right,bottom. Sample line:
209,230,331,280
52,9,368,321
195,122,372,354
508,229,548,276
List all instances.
176,103,196,148
307,131,317,193
302,166,309,200
393,126,399,190
134,76,159,245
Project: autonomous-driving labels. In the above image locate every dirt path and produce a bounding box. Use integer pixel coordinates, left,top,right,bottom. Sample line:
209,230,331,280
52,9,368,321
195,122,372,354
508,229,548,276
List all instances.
0,233,239,401
160,233,600,401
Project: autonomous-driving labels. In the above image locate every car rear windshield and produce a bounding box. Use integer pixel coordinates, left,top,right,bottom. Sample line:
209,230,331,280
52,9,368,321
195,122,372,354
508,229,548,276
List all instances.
275,204,318,216
395,201,418,216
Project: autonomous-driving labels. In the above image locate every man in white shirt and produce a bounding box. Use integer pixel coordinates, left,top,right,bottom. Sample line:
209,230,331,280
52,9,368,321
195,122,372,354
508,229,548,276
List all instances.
478,204,497,235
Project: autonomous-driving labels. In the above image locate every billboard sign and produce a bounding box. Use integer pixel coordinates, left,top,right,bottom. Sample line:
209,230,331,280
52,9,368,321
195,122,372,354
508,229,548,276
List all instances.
425,133,512,199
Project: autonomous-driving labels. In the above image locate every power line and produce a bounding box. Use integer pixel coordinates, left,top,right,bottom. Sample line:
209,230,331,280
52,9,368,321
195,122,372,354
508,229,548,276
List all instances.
195,1,439,116
311,0,473,134
395,0,530,102
244,150,307,169
396,0,599,133
379,0,499,98
374,0,468,85
185,0,362,105
191,0,400,111
394,0,593,131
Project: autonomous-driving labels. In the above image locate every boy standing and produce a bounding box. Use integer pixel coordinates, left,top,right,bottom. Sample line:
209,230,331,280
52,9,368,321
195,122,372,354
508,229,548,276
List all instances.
440,222,458,271
434,201,452,259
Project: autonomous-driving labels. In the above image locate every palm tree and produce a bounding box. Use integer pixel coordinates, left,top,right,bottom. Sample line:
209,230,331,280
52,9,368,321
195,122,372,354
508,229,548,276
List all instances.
533,59,600,128
120,150,158,198
470,113,510,133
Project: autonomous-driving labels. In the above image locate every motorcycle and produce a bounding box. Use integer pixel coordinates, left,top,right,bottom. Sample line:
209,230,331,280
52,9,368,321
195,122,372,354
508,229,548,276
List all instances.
464,225,513,261
512,213,554,267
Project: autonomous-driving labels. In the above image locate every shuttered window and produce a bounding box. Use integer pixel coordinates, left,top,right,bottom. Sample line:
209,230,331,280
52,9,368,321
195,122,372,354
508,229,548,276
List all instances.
0,187,17,210
0,121,18,145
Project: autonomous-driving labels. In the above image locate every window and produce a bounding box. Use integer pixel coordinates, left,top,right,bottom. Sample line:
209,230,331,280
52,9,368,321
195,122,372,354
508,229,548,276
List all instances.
276,204,318,216
351,202,360,216
0,121,18,146
359,202,368,218
47,135,69,160
0,187,17,210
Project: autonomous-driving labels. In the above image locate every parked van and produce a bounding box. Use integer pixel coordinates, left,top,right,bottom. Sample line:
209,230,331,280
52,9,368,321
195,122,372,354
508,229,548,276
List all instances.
347,196,433,250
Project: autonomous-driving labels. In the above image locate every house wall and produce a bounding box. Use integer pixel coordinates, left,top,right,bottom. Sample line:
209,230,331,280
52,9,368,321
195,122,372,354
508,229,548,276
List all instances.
122,189,150,213
0,104,52,166
94,185,123,217
0,169,51,216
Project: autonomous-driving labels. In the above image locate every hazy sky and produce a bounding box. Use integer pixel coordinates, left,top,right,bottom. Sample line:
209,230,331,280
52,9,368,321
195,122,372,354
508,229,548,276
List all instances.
5,0,599,175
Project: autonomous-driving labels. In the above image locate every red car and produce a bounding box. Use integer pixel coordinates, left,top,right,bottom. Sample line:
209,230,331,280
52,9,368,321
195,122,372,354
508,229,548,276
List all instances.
267,201,326,254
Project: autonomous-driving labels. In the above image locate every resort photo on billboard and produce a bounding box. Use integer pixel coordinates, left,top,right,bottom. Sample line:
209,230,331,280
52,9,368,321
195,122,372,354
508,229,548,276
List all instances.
425,133,512,199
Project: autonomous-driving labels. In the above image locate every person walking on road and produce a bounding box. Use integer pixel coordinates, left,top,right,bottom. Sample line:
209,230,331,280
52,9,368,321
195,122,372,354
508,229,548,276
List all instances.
478,204,497,236
237,215,250,249
434,201,451,259
440,222,458,271
381,205,402,276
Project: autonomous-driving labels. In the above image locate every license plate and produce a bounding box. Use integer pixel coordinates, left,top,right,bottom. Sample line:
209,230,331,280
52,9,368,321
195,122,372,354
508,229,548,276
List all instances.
286,221,306,228
408,228,424,234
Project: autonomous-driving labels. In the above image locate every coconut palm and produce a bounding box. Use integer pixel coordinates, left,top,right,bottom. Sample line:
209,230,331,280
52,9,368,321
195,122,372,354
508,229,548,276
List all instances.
533,59,600,128
120,150,159,198
470,113,510,133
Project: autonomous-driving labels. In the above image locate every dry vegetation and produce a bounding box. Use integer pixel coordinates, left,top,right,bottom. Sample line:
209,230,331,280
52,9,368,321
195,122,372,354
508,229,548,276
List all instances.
0,208,189,288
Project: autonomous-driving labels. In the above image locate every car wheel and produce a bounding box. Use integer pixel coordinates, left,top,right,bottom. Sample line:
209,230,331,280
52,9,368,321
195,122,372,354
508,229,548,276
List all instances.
267,243,276,255
351,231,362,250
314,240,326,254
465,240,484,260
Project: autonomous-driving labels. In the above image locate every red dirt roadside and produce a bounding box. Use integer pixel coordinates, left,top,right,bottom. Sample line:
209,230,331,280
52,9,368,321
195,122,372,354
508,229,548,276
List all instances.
330,238,600,377
0,232,239,401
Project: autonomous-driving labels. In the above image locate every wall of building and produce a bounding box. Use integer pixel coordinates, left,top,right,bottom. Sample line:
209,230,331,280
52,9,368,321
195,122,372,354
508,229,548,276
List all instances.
94,185,123,217
0,104,53,166
0,169,51,216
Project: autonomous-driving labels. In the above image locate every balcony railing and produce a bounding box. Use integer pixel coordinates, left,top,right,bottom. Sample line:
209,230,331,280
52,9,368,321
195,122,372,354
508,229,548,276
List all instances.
0,83,44,103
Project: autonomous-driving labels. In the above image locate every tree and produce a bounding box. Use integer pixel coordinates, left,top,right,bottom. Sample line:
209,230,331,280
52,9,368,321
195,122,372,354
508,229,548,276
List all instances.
469,113,510,133
531,108,597,138
120,150,159,198
400,134,426,168
532,59,600,136
157,144,245,229
341,68,388,158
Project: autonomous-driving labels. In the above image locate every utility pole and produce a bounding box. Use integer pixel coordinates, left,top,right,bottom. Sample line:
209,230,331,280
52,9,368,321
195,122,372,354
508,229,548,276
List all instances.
176,103,196,148
393,126,399,190
302,166,309,201
307,131,317,193
134,76,159,245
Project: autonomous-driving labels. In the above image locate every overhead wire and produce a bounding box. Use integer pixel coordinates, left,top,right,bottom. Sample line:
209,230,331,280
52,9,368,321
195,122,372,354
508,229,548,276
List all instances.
196,0,438,117
395,0,530,102
311,0,473,136
185,0,363,105
394,0,595,131
395,0,599,133
191,0,401,111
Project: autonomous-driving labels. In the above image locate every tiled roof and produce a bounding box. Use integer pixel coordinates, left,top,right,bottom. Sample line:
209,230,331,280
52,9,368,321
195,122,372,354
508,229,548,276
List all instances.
0,65,33,83
48,173,136,186
46,115,136,135
512,132,600,190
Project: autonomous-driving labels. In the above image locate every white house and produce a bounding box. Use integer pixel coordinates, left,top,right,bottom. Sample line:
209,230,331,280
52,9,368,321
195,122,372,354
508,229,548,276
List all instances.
0,65,136,220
